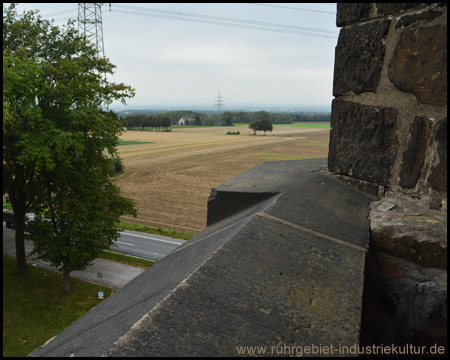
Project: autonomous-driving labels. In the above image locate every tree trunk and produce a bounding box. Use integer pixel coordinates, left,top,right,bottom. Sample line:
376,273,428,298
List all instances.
14,224,28,273
10,184,28,273
63,271,71,292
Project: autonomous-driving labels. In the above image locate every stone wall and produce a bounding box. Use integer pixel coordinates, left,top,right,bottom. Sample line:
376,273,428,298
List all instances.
329,3,447,349
329,3,447,208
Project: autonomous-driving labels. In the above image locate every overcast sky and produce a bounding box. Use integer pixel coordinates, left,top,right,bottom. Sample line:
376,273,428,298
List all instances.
10,3,338,109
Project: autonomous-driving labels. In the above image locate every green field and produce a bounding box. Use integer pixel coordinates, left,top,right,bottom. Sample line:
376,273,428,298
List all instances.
232,122,330,129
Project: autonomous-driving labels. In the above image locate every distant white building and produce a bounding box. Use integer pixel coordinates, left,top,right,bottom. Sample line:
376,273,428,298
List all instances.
178,117,193,125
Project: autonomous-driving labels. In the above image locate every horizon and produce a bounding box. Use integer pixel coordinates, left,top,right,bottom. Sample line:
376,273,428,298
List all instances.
110,102,332,113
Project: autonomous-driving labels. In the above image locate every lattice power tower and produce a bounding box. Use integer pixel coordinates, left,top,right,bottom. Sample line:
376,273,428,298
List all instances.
213,90,225,126
213,90,225,113
78,3,105,59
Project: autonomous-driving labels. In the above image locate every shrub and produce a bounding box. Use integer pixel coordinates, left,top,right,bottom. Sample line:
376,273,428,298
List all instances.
112,155,125,175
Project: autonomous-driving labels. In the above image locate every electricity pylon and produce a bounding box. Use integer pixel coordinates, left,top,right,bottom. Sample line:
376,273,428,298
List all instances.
78,3,105,59
213,90,225,126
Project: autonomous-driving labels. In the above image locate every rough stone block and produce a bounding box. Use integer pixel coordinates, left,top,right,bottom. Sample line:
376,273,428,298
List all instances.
388,25,447,106
333,20,390,96
395,9,443,29
399,117,431,189
427,117,447,193
328,99,399,186
336,3,371,27
369,198,447,268
376,3,427,16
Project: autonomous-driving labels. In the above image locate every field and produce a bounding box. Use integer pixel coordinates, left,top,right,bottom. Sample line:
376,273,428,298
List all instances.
116,124,330,233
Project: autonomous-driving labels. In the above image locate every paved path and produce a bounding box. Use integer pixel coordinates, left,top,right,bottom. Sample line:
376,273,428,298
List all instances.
3,226,146,290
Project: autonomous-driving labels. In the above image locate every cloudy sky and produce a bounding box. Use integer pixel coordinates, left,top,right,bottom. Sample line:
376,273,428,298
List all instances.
10,3,339,109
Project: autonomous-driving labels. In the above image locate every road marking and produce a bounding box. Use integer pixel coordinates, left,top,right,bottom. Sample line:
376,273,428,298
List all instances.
119,231,184,245
115,240,135,246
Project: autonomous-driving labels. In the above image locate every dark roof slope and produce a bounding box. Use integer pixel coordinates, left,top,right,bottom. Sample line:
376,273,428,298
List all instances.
29,158,373,357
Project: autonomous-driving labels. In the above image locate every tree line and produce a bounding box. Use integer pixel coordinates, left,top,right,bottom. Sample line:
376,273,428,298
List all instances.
124,114,172,131
123,110,330,129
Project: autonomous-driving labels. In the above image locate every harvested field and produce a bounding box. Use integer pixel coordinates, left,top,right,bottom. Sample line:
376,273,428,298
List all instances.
116,125,330,233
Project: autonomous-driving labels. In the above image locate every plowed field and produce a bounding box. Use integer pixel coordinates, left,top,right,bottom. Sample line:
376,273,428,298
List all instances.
116,125,330,233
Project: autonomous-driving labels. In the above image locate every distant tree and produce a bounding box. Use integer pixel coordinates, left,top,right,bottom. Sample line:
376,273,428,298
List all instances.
161,115,171,131
249,120,262,135
112,152,125,175
194,113,202,126
148,115,156,130
154,115,162,130
135,114,147,129
249,119,273,135
221,111,234,126
260,119,273,135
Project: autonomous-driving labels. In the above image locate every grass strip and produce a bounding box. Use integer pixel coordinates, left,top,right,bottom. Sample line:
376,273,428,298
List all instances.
99,249,155,268
3,256,113,357
3,202,13,210
232,122,330,128
118,221,194,240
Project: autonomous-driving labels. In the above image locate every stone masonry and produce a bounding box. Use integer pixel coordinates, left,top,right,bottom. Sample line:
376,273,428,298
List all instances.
330,4,447,349
330,3,447,202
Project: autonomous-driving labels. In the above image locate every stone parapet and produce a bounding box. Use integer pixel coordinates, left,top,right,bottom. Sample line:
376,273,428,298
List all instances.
29,159,374,357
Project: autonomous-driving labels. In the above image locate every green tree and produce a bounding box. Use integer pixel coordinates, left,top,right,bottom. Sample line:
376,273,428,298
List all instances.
249,119,261,135
260,119,273,135
220,111,234,126
3,4,137,281
248,119,273,135
194,113,202,126
161,115,171,131
28,167,136,291
3,50,47,273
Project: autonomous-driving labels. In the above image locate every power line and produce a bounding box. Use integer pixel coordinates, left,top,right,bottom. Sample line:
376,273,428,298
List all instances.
245,3,336,14
110,9,338,38
109,6,338,39
35,4,338,39
112,4,338,34
34,3,339,39
40,9,77,18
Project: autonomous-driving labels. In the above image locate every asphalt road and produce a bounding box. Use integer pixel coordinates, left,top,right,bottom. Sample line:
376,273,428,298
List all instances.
115,230,185,260
3,221,186,289
3,219,185,261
